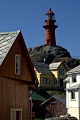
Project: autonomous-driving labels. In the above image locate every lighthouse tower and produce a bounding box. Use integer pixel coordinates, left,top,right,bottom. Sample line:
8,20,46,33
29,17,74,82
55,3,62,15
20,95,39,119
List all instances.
43,8,58,46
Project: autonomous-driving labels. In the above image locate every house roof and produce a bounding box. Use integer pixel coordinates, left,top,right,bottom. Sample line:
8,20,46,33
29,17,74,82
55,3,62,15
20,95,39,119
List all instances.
49,61,62,70
33,62,52,74
31,92,47,102
0,30,36,84
64,76,69,83
41,96,66,106
66,84,80,90
0,30,20,65
67,65,80,74
46,8,55,15
54,96,66,105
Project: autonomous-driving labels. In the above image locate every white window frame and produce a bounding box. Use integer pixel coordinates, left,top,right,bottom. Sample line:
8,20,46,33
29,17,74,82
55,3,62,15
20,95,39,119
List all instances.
10,108,22,120
15,55,20,75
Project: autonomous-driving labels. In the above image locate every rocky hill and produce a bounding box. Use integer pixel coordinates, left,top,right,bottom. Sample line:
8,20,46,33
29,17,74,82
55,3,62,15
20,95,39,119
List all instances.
28,44,80,69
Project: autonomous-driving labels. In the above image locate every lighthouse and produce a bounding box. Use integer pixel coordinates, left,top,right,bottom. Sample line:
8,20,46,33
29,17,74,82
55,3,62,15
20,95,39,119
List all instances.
43,8,58,46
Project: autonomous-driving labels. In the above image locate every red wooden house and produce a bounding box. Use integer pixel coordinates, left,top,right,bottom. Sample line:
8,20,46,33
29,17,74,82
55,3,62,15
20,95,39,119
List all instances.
41,96,67,118
0,30,36,120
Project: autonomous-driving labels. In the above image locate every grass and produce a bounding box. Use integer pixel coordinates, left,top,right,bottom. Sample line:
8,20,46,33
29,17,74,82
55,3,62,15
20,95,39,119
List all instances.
47,90,66,98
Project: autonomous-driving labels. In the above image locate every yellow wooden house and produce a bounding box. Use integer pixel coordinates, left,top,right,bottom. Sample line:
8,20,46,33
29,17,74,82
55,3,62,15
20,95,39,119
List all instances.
33,62,55,89
49,61,67,87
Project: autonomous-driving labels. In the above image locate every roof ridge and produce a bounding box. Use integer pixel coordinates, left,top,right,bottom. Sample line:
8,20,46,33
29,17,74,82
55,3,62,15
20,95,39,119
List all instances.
50,61,62,64
0,30,20,35
0,30,20,65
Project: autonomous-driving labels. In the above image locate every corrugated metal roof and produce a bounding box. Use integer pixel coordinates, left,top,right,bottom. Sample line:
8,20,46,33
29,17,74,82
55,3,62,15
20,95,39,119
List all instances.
49,61,62,70
31,92,47,101
33,62,52,74
67,65,80,74
0,30,20,65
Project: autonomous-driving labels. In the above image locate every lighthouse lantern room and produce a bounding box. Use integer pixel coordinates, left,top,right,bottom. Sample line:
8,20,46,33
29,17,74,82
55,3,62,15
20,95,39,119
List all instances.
43,8,58,46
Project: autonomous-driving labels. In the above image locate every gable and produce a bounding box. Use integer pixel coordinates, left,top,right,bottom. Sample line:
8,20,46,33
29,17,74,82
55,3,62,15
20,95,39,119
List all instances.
41,96,66,107
49,61,67,71
0,31,35,83
58,63,66,70
67,65,80,74
0,31,20,65
49,61,62,70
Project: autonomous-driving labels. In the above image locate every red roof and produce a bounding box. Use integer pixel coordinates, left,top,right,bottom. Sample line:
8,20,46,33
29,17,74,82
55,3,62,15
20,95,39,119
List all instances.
46,8,55,15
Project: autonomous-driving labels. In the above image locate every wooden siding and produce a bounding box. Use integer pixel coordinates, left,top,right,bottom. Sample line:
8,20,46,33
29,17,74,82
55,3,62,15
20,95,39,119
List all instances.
0,32,36,120
0,34,34,82
58,64,67,79
40,74,55,87
50,63,67,80
46,99,67,117
0,77,29,120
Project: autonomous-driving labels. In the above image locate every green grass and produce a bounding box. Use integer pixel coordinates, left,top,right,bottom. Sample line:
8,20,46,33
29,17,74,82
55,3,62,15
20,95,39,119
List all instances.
47,90,66,98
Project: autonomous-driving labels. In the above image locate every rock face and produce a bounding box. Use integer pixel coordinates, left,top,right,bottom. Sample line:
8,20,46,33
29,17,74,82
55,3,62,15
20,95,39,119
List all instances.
28,45,79,69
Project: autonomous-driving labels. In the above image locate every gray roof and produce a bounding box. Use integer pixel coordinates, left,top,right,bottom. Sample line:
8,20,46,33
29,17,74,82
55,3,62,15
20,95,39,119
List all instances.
54,96,66,105
0,30,20,65
67,65,80,74
41,96,66,106
66,84,80,90
33,62,52,74
64,76,69,82
49,61,62,70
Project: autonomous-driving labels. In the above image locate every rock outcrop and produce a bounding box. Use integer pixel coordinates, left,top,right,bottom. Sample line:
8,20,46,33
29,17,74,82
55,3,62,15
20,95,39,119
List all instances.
28,45,79,69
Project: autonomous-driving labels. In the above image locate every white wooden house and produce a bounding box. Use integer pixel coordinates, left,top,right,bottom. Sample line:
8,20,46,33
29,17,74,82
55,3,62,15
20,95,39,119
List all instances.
65,65,80,120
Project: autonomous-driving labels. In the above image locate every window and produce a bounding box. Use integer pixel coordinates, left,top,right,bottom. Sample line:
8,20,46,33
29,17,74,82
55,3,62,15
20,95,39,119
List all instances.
71,91,75,100
15,55,20,74
50,102,56,106
59,69,64,75
72,74,76,82
47,78,50,84
43,78,50,85
10,109,22,120
43,78,46,84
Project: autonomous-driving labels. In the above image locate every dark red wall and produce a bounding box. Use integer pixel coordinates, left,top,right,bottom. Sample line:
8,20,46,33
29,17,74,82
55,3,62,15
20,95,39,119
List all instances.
46,99,67,117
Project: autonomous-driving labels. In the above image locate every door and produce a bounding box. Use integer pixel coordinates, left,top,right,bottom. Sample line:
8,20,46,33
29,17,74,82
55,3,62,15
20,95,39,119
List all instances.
16,111,21,120
10,109,22,120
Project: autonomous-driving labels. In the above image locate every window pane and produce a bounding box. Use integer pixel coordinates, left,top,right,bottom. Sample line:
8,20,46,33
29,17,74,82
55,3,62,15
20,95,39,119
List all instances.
72,74,76,82
43,78,50,85
71,91,75,99
43,78,46,84
59,69,64,75
47,78,50,84
15,55,20,74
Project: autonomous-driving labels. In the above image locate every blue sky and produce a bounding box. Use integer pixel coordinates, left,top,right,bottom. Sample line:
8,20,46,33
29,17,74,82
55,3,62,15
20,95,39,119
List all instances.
0,0,80,58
